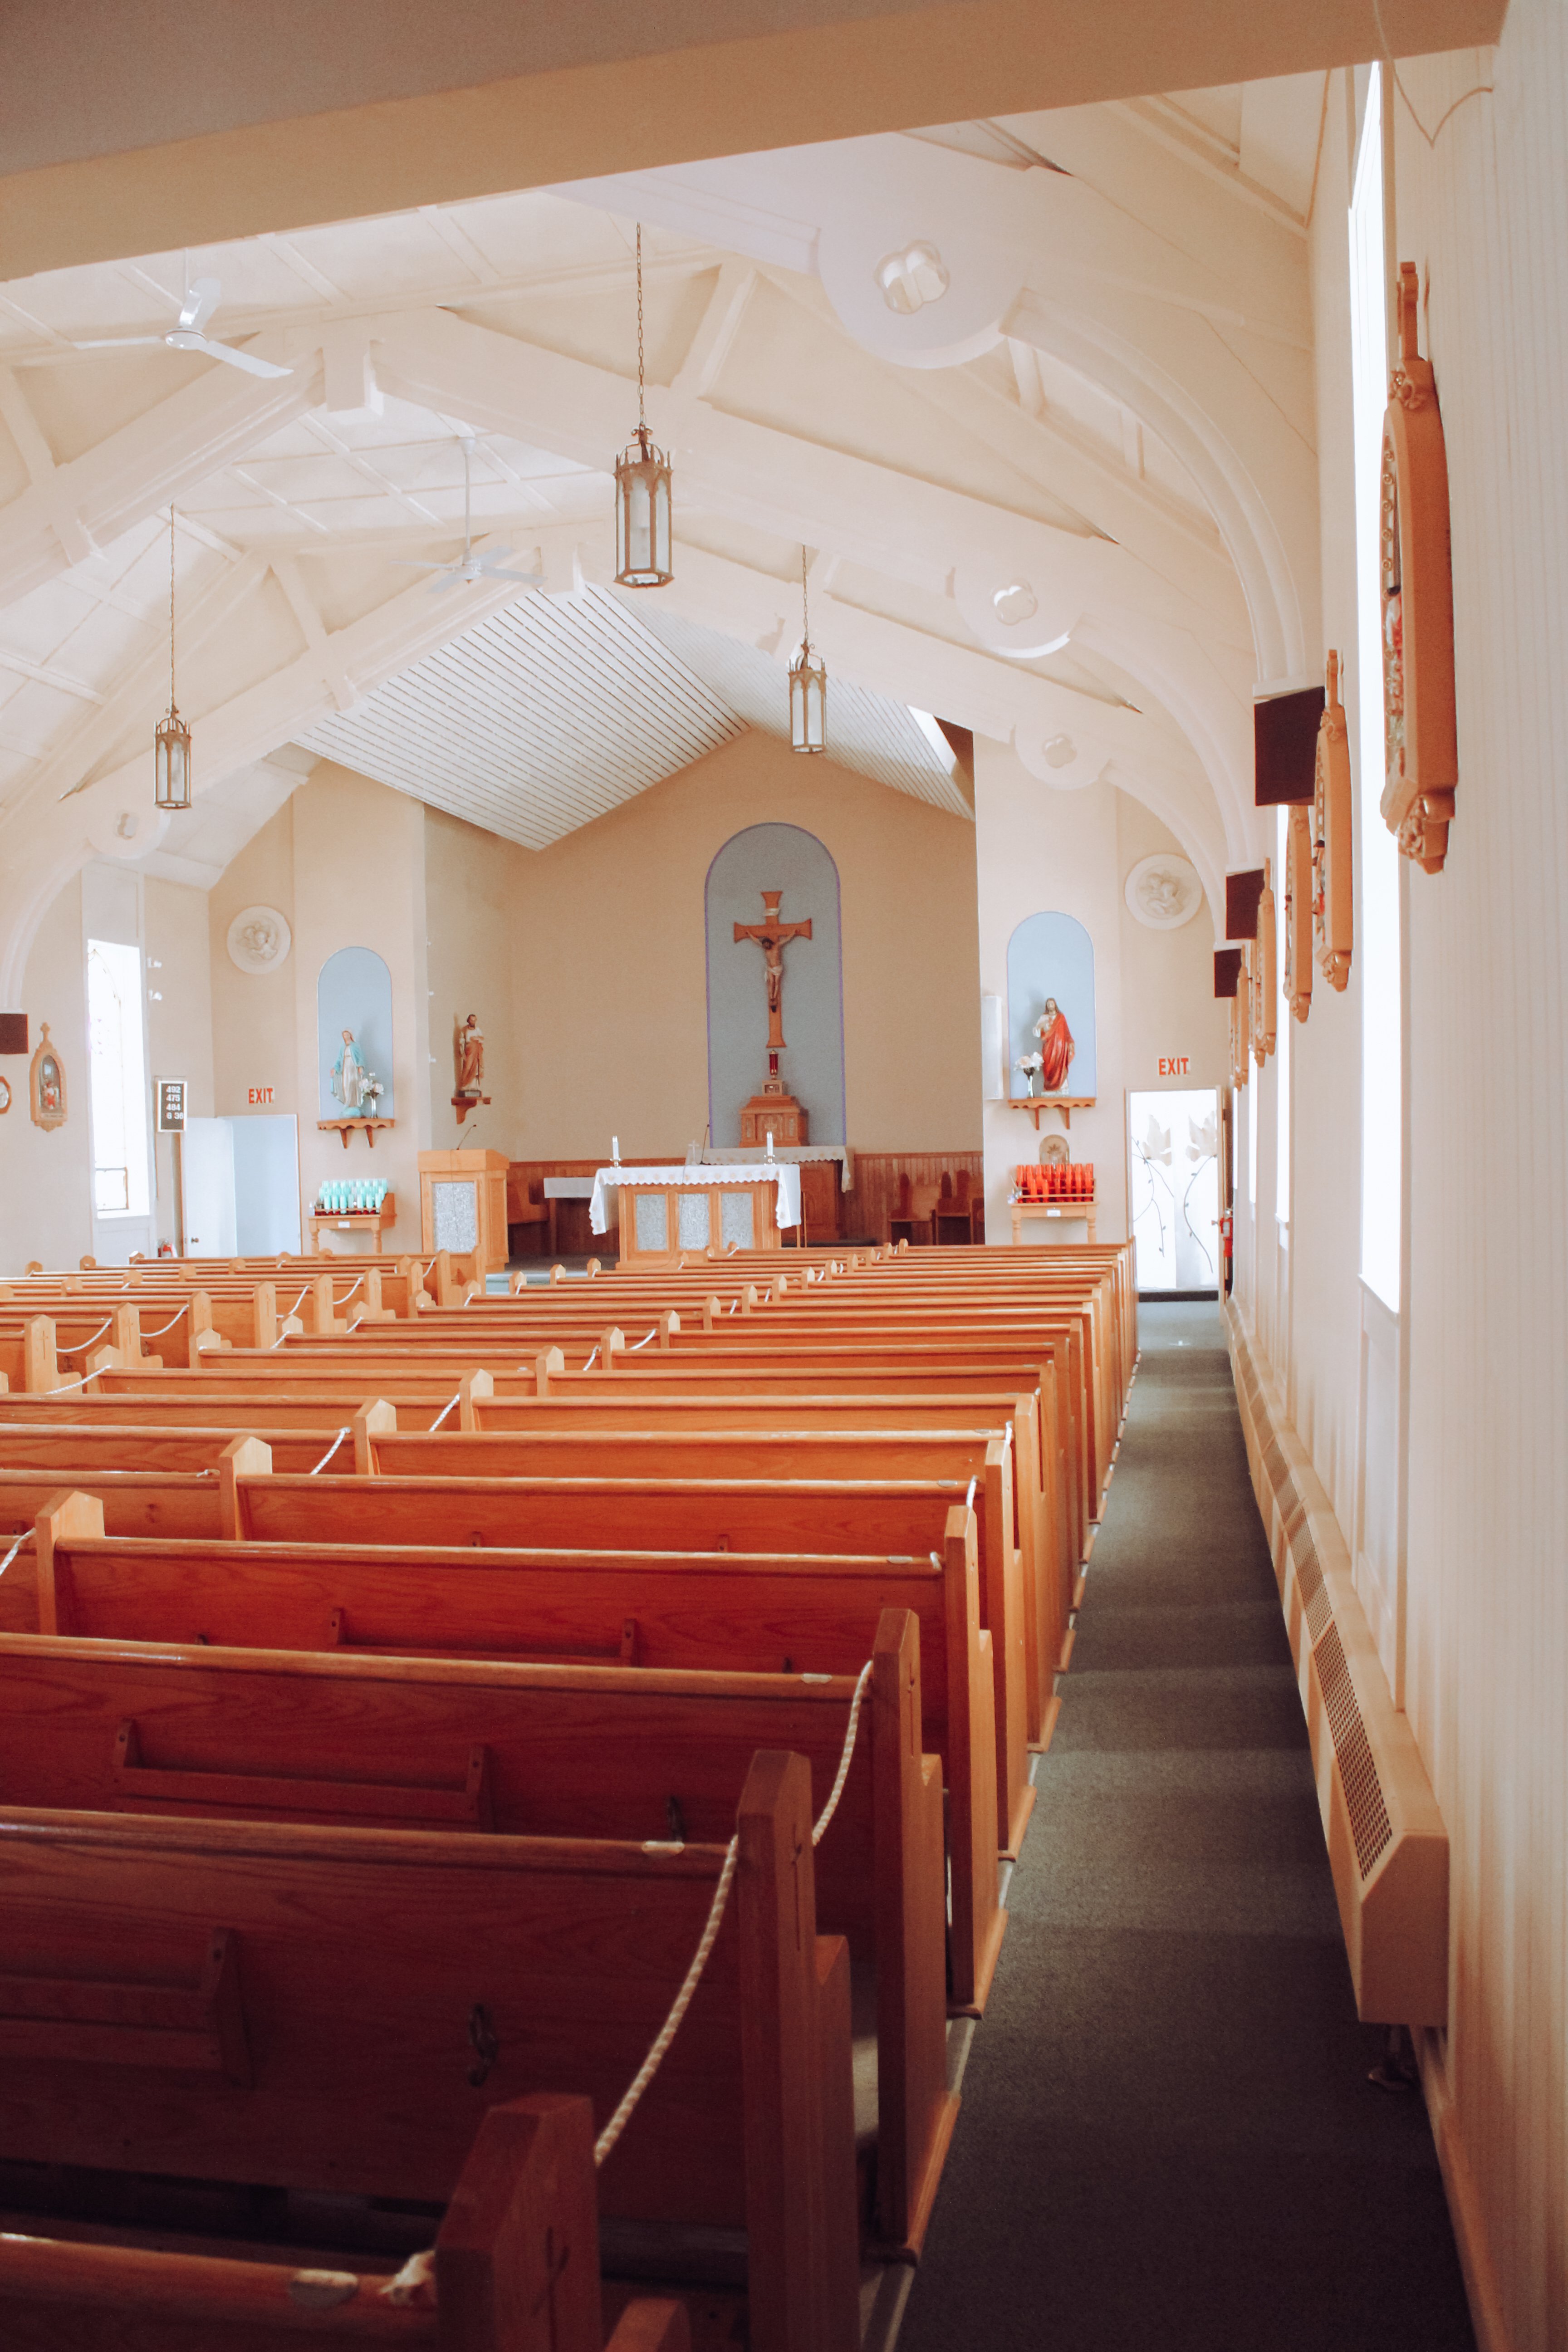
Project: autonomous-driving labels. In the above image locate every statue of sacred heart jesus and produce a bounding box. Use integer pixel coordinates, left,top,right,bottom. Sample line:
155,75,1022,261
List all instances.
734,890,813,1146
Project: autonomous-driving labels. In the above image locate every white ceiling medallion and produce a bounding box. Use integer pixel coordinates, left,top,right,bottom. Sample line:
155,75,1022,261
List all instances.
817,220,1020,368
876,241,950,315
1010,726,1112,793
226,905,293,973
956,565,1075,660
83,784,171,862
1125,853,1202,929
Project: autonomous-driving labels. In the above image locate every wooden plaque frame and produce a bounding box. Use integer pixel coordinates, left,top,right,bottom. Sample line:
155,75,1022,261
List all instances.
1230,947,1252,1089
1313,650,1353,989
1251,859,1276,1063
29,1022,66,1130
1283,802,1313,1024
1381,262,1458,872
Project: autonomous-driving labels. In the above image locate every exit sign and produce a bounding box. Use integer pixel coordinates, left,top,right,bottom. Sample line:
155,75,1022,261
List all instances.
1158,1056,1191,1078
247,1085,276,1106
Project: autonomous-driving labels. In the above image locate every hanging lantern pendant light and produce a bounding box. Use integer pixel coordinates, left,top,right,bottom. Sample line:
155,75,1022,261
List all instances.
614,225,673,588
789,545,827,754
154,507,192,812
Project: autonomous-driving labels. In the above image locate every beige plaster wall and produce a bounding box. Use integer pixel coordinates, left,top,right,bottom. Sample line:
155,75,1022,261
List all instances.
1115,795,1230,1096
506,730,981,1158
206,762,432,1257
423,808,524,1160
975,748,1223,1249
145,876,215,1254
0,875,90,1276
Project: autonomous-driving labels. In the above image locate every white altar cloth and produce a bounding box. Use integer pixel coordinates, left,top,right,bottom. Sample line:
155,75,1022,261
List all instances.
590,1162,802,1234
702,1144,855,1191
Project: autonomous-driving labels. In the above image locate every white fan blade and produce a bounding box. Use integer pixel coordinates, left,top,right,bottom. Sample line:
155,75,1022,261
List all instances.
180,277,221,334
71,335,166,348
172,333,293,379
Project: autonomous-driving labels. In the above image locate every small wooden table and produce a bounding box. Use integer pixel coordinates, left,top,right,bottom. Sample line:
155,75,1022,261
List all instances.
309,1194,397,1254
1011,1192,1097,1245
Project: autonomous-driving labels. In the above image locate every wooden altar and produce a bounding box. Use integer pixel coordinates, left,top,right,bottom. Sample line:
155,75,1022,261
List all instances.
603,1170,799,1267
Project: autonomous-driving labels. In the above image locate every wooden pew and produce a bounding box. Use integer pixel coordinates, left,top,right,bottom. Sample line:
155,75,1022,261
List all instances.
0,1608,953,2254
231,1455,1033,1860
26,1493,1003,2015
0,1421,354,1476
0,2092,690,2350
0,1754,856,2352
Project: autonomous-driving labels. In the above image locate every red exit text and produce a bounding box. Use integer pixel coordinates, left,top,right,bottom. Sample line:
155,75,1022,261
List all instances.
1158,1057,1191,1078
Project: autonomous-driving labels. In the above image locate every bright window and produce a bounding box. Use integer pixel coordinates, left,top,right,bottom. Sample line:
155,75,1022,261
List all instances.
87,938,149,1217
1276,806,1291,1224
1350,65,1401,1310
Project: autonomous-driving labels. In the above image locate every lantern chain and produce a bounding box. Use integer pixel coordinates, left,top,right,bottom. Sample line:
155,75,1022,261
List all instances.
168,507,177,717
636,223,647,442
801,545,810,654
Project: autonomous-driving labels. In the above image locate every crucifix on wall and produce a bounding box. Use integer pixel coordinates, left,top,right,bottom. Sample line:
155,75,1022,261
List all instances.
735,889,813,1051
733,887,813,1145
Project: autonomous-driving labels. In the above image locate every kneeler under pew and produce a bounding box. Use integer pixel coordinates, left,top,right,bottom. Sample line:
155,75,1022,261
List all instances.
0,1753,855,2352
0,2093,688,2352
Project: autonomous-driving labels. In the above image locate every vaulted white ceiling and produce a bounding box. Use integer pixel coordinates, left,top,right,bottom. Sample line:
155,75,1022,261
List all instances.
0,71,1329,996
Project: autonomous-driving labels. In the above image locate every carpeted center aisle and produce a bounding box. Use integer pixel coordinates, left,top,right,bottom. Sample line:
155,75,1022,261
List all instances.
896,1299,1474,2352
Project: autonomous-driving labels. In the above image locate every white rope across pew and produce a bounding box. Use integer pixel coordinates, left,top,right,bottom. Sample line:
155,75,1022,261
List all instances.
46,1373,93,1393
808,1659,873,1847
270,1287,311,1346
139,1308,187,1338
309,1429,351,1475
58,1317,113,1357
0,1531,30,1578
628,1326,658,1351
593,1835,740,2168
427,1392,461,1431
591,1656,873,2170
582,1347,599,1372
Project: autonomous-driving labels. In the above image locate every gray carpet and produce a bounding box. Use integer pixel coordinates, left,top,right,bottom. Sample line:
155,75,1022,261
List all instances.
897,1300,1474,2352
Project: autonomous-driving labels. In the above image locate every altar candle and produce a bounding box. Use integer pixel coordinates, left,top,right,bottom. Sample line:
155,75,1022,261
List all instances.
612,1136,620,1163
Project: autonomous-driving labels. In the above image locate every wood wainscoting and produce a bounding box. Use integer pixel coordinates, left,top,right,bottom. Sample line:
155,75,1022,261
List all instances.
508,1152,985,1255
844,1153,985,1247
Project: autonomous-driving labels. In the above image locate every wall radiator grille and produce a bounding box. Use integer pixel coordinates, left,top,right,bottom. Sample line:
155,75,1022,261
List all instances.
1225,1302,1448,2025
1313,1622,1394,1879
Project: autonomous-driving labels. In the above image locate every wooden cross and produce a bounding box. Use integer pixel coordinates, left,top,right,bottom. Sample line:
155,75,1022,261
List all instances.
734,890,813,1052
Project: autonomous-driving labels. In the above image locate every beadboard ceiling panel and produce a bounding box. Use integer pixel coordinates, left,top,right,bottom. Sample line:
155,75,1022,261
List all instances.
298,583,966,845
297,584,745,848
619,598,970,816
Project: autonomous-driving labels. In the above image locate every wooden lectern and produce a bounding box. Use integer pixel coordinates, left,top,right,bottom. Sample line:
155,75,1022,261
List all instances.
418,1149,509,1269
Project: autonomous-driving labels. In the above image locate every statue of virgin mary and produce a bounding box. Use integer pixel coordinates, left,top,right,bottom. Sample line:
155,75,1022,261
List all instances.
332,1027,365,1113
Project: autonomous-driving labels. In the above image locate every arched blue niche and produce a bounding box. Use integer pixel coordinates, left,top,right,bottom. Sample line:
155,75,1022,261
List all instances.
705,824,845,1145
1006,911,1096,1097
316,946,395,1120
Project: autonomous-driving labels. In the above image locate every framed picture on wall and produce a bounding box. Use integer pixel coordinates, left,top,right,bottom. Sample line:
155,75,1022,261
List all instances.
29,1023,66,1130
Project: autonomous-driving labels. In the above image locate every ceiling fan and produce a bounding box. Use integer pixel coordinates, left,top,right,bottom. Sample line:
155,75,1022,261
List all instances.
390,436,544,592
73,275,293,379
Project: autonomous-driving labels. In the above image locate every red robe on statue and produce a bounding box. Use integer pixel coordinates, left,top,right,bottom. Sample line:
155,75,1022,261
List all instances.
1038,1010,1075,1091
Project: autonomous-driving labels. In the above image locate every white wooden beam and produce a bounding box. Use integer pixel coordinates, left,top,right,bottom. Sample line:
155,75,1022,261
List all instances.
271,558,358,711
0,338,317,608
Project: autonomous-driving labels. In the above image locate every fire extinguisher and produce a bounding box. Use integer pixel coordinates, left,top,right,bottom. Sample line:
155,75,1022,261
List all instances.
1220,1210,1234,1259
